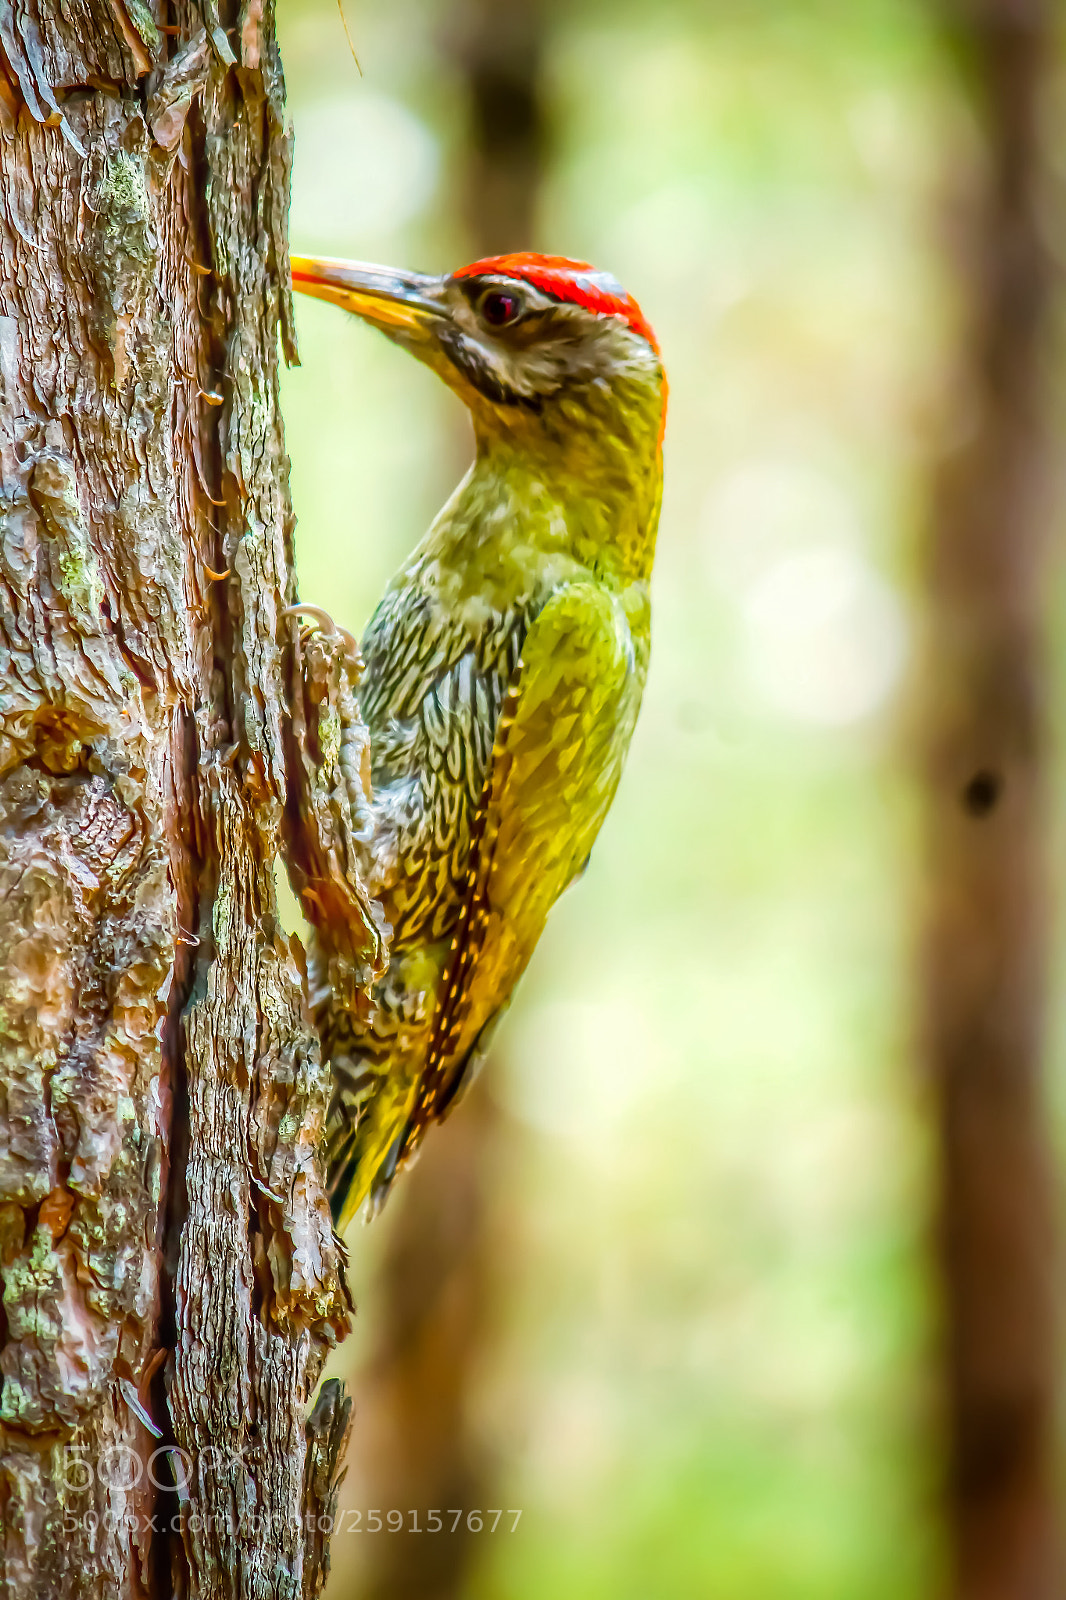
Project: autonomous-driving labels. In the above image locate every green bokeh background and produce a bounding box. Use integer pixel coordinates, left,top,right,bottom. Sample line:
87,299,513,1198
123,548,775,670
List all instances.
271,2,1037,1593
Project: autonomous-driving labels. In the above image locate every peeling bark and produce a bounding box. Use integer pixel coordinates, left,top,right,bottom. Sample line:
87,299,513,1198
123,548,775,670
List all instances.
0,2,376,1592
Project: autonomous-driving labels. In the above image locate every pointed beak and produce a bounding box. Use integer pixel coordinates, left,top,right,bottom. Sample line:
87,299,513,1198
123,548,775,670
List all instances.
290,256,446,347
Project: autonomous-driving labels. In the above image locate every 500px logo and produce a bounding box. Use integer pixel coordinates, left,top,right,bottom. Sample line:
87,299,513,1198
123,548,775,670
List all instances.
58,1443,254,1495
57,1450,526,1542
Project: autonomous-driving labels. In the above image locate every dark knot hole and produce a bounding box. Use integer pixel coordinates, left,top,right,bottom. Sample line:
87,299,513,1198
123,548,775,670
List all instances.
961,769,1002,818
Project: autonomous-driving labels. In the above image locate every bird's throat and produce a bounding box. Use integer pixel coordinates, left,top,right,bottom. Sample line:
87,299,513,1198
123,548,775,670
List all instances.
424,440,659,607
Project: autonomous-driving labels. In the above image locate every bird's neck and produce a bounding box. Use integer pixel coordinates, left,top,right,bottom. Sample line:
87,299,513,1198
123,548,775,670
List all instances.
461,399,662,590
406,445,657,644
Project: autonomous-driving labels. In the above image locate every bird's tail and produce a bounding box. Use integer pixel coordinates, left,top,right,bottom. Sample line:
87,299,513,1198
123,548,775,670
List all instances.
325,1048,421,1229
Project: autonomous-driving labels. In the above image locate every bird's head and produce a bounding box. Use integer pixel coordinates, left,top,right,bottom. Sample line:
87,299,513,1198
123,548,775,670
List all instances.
290,252,666,493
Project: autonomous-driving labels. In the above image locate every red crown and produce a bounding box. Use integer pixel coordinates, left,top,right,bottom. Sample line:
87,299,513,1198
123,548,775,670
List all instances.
454,253,660,355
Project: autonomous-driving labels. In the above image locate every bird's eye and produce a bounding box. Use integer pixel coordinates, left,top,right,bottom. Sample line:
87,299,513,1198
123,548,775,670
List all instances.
481,290,519,327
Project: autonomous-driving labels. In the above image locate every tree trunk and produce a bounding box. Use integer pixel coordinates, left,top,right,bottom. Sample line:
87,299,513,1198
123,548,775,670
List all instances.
921,3,1061,1595
0,3,379,1593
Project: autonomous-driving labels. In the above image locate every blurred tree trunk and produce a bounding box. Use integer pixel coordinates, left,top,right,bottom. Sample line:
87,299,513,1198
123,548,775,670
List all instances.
921,3,1061,1595
452,0,546,256
0,2,378,1593
349,4,546,1598
353,1085,504,1600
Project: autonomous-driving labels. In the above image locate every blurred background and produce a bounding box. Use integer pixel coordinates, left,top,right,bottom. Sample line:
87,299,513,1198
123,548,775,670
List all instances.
276,2,1066,1595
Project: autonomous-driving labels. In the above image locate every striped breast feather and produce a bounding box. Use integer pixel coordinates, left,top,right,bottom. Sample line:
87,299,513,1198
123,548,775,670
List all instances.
397,579,640,1152
360,582,527,737
363,594,533,941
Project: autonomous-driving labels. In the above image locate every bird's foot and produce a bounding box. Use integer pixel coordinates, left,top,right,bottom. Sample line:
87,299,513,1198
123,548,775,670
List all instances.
283,603,363,671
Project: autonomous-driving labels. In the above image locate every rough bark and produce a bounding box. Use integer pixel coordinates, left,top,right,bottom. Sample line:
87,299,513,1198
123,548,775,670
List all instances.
921,3,1061,1595
0,2,380,1593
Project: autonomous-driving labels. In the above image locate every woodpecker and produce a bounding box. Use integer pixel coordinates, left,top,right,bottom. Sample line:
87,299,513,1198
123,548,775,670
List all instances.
290,252,667,1227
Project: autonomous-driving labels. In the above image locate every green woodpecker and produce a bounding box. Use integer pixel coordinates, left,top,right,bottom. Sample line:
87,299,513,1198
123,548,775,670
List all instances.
291,252,667,1227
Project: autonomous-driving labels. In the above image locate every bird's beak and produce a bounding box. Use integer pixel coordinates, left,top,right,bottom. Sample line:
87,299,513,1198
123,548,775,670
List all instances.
290,256,446,349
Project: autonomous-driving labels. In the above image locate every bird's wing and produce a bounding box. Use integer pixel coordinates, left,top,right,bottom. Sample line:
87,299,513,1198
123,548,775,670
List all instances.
401,579,643,1151
357,579,526,940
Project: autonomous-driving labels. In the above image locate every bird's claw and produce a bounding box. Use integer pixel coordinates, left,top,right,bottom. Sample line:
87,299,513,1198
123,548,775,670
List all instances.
283,604,363,670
